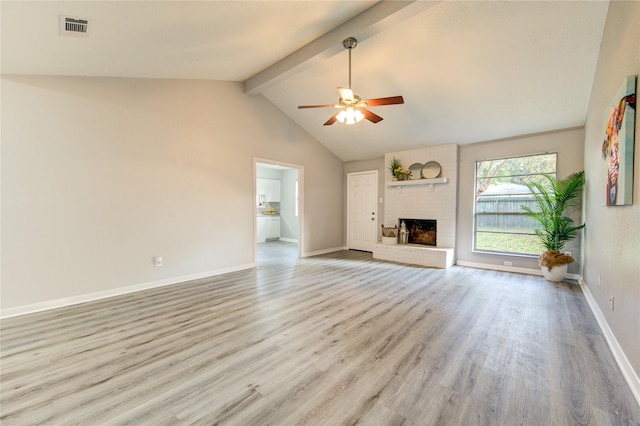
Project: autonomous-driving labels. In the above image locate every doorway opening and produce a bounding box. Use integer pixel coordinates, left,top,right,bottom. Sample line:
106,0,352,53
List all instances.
254,159,303,264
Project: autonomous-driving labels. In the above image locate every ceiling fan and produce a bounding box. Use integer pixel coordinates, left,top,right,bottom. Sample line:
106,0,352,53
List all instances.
298,37,404,125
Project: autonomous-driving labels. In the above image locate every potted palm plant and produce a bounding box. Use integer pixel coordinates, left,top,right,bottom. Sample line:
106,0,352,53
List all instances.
521,170,586,282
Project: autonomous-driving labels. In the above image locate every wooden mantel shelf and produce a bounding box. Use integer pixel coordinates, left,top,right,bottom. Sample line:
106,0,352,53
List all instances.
386,177,448,188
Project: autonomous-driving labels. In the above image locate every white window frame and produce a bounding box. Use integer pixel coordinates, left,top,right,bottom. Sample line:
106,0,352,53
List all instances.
473,152,557,256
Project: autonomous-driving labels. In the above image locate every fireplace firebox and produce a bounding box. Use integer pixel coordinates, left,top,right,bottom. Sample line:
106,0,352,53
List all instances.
399,219,437,246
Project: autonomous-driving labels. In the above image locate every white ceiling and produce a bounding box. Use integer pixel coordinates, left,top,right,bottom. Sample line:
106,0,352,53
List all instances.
1,1,609,162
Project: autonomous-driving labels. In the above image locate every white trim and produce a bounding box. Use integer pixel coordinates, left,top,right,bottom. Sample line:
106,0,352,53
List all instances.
302,246,347,258
457,260,541,276
456,260,581,282
278,237,298,243
580,279,640,406
0,263,255,319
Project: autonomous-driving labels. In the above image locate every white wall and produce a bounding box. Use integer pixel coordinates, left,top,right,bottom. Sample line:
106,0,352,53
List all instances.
582,1,640,380
1,76,344,312
280,169,299,241
256,167,283,180
457,128,585,273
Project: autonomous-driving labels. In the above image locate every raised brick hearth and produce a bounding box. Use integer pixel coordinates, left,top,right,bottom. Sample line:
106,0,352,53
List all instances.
374,243,454,268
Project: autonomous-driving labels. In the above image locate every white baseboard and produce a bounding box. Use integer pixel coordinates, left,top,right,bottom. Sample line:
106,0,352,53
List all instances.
0,263,256,319
302,246,348,257
457,260,541,276
455,260,581,282
580,279,640,406
278,238,298,243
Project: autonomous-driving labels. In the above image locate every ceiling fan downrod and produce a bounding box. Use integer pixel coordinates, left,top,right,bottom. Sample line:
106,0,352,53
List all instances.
343,37,357,90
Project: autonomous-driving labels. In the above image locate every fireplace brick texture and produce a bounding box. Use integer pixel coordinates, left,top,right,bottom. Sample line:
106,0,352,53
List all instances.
374,244,455,268
384,144,458,248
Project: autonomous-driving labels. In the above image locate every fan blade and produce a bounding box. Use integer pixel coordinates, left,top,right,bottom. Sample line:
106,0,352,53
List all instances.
362,96,404,107
298,104,336,109
337,87,355,102
361,108,383,123
324,113,339,126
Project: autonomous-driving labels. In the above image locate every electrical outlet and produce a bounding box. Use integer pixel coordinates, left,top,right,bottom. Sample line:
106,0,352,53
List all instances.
610,296,615,311
504,261,513,267
154,256,163,267
565,251,572,257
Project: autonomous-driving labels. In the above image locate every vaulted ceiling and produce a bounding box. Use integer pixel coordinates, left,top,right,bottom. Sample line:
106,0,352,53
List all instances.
1,1,609,161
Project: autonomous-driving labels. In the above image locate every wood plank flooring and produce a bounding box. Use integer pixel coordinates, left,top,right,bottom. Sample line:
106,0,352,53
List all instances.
2,241,639,425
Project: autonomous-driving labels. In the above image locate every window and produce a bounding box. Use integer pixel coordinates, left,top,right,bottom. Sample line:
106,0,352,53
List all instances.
474,153,557,256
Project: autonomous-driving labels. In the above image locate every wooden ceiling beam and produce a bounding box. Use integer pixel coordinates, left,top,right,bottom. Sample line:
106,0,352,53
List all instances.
243,1,440,96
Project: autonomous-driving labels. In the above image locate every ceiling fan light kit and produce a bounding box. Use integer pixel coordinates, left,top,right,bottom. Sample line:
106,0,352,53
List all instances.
336,106,365,124
298,37,404,126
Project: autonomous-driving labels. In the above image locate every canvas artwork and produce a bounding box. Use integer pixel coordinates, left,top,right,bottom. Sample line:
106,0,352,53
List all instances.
602,75,637,206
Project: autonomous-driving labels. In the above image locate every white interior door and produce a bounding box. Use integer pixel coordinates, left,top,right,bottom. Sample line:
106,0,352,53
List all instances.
347,171,378,252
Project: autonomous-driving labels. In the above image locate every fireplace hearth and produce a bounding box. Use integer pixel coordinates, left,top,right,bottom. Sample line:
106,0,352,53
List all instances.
399,218,437,246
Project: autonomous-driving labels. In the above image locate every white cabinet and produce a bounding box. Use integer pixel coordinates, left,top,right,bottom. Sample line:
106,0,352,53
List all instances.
257,216,279,242
265,217,280,240
257,178,281,202
257,216,267,243
267,179,281,202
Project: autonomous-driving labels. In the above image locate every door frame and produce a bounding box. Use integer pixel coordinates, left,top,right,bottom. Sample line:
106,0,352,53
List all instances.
254,157,304,263
347,170,379,252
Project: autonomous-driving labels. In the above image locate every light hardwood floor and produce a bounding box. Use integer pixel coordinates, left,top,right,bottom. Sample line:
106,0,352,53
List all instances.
2,242,639,425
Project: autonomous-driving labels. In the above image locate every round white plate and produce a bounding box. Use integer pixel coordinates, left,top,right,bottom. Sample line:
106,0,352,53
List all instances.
408,163,423,180
421,161,441,179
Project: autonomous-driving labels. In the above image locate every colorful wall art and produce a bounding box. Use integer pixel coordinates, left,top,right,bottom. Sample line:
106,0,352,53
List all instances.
602,75,637,206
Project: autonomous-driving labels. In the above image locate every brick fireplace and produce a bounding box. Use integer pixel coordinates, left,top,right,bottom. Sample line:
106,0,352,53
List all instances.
373,144,458,268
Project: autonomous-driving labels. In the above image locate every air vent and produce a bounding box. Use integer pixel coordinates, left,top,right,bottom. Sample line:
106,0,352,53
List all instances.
59,15,90,37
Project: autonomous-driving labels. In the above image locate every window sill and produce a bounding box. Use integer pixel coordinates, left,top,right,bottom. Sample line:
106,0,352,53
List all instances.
472,249,538,259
